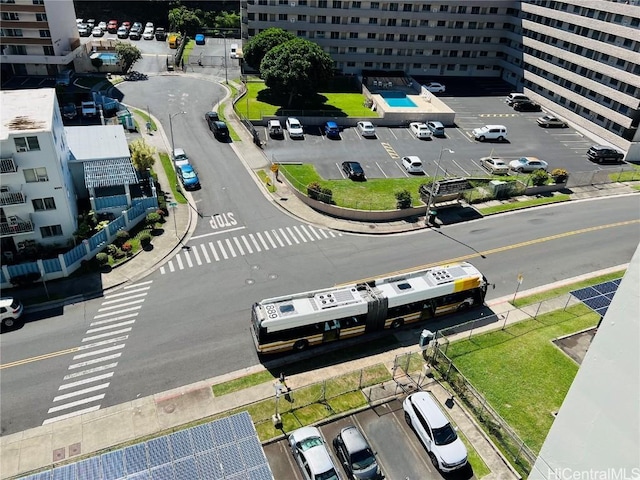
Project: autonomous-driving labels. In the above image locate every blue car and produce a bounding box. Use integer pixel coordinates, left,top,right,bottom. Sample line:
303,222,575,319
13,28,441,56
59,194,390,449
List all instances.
324,121,340,138
176,164,200,190
195,33,205,45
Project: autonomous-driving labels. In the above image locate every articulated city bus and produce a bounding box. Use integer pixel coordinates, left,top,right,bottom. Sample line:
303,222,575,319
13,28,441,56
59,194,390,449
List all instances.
251,262,489,354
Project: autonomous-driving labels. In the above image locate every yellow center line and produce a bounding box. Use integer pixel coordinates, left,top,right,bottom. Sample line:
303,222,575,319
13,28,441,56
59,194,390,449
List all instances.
343,219,640,285
0,346,80,370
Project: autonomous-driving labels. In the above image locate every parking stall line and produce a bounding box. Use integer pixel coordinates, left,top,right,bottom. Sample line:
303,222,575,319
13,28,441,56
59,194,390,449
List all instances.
183,249,193,268
264,230,278,248
199,243,211,263
241,235,254,253
256,231,270,249
249,233,262,251
286,227,300,244
208,241,220,261
217,239,228,259
272,229,286,247
451,159,471,176
376,162,389,177
225,238,237,257
233,237,245,255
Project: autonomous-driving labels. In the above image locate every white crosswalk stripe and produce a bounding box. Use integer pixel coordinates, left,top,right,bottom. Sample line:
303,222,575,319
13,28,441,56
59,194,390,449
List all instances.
43,281,152,426
160,224,343,275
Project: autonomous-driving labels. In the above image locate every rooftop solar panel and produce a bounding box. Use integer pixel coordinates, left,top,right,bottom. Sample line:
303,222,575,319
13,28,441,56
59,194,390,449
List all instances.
168,430,193,460
101,449,125,480
173,456,198,480
231,411,256,438
593,281,618,294
571,286,599,301
127,471,151,480
23,472,51,480
191,423,214,453
124,443,148,474
219,443,244,476
239,437,268,468
248,464,275,480
571,278,622,317
584,296,612,311
52,466,74,480
147,437,171,468
149,463,173,480
195,450,223,479
75,457,101,479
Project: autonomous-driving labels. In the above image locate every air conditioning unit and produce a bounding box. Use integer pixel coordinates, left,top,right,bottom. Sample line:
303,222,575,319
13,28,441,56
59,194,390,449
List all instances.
290,18,296,22
290,1,296,6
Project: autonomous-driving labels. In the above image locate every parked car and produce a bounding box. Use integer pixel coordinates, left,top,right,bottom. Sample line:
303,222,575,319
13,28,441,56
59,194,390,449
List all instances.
107,20,118,33
324,121,340,138
155,27,167,40
62,103,77,119
472,124,507,142
513,101,542,112
117,26,129,38
267,119,284,138
97,21,107,31
1,297,24,329
121,21,131,29
142,26,154,40
333,425,382,480
195,33,205,45
509,156,549,172
91,26,104,37
289,427,341,480
409,122,433,139
424,82,446,93
286,117,304,138
506,93,530,105
479,156,509,175
426,120,445,137
81,101,97,117
204,111,219,129
176,164,200,190
587,145,625,164
77,24,91,37
129,25,143,40
85,19,95,29
210,120,229,141
342,161,365,181
401,156,424,174
536,115,568,128
356,121,376,138
55,69,73,87
403,391,468,472
173,147,190,167
145,22,154,29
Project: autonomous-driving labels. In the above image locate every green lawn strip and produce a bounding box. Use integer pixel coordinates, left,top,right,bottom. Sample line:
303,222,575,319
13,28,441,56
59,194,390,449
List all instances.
513,270,625,307
159,152,187,204
446,307,600,453
608,165,640,182
129,107,157,131
217,86,242,142
478,194,570,215
182,40,194,63
212,371,275,396
458,431,491,479
280,164,427,210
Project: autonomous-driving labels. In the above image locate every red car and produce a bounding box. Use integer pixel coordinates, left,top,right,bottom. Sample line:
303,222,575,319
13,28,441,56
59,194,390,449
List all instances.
121,21,131,30
107,20,118,33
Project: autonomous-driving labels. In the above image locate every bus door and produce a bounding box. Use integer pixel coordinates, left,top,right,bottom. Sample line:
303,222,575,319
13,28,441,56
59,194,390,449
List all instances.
419,300,436,321
323,320,340,343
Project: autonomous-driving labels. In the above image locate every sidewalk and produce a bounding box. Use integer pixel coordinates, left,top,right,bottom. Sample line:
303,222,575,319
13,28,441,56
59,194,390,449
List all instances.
1,77,637,479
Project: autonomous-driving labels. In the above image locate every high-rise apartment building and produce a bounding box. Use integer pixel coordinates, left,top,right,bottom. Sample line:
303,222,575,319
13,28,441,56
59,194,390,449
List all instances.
0,0,80,77
241,0,639,155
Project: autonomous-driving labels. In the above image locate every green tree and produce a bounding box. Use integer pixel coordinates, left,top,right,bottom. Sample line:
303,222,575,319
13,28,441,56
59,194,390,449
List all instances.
115,42,142,73
243,27,295,71
129,139,156,172
261,38,334,107
168,5,202,35
90,56,103,72
214,11,240,30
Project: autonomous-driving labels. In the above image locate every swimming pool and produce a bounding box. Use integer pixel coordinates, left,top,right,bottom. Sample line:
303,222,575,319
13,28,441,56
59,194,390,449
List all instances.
380,91,417,108
90,52,119,65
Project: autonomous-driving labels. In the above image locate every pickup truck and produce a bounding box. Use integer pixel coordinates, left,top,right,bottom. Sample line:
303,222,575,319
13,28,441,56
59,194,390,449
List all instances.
81,101,97,117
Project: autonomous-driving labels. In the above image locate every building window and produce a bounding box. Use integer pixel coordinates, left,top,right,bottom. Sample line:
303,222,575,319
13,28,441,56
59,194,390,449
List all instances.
369,18,377,24
297,30,306,36
317,31,325,38
389,3,398,12
352,1,361,7
350,17,359,24
39,30,51,37
417,35,425,41
1,12,19,20
412,63,421,68
366,47,374,53
317,16,326,23
349,31,358,38
330,31,339,39
298,14,306,21
331,16,340,24
399,34,408,42
40,225,63,238
332,0,341,7
14,136,40,152
367,32,376,39
348,46,356,52
370,2,379,9
32,197,56,211
318,0,327,6
403,3,412,11
278,14,287,21
4,28,23,37
43,46,54,55
401,19,409,27
258,13,267,21
24,167,49,183
385,33,394,41
387,18,396,26
33,0,44,4
384,48,392,55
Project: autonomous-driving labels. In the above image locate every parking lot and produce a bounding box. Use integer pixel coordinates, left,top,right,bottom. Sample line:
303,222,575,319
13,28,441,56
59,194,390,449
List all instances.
261,93,626,182
264,399,475,480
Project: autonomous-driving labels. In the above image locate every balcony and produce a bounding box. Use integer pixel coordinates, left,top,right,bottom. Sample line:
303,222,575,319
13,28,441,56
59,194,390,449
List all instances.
0,156,18,174
0,216,35,236
0,190,27,206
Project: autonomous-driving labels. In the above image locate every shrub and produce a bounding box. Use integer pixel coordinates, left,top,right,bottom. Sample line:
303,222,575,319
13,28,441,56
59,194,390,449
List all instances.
121,241,132,252
112,248,126,259
531,169,550,186
395,189,412,209
146,212,161,226
115,229,130,245
139,232,152,246
551,168,569,183
106,244,118,255
96,252,109,266
319,187,333,204
307,181,322,200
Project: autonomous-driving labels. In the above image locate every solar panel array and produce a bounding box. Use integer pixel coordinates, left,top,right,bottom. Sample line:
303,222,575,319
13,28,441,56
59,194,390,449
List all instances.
570,278,621,316
19,412,273,480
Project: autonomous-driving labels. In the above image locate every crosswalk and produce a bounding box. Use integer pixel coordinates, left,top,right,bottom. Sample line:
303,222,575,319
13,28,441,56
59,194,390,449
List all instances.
160,224,343,274
42,281,153,425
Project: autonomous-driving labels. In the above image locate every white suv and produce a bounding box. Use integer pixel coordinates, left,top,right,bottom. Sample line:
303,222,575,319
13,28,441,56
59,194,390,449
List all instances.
286,117,304,138
403,391,468,472
472,124,507,142
1,297,24,328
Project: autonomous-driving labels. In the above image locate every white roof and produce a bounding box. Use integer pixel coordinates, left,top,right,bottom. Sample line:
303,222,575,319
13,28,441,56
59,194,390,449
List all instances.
0,89,55,140
65,125,131,161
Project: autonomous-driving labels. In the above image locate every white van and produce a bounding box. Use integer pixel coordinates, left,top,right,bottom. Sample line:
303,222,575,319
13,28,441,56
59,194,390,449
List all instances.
472,125,508,142
229,43,239,58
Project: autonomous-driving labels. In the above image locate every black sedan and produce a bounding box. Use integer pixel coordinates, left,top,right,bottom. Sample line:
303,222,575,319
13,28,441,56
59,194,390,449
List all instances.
204,111,219,129
513,101,542,112
342,161,365,181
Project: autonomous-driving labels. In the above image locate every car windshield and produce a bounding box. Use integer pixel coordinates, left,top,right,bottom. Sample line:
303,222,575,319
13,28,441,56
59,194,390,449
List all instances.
298,436,323,451
183,171,197,180
317,469,340,480
290,121,301,129
433,424,458,446
350,448,376,470
351,164,363,173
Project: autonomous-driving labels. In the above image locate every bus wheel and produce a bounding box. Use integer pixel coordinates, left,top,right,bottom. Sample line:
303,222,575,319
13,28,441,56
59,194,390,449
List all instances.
457,302,470,311
391,319,403,329
293,340,308,351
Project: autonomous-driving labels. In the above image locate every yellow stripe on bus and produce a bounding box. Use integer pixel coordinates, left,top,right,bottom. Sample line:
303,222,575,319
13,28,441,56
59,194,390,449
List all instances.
454,277,481,292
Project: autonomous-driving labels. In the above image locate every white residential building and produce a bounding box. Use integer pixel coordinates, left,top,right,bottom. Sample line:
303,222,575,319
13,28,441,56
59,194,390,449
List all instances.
0,0,81,76
0,88,78,258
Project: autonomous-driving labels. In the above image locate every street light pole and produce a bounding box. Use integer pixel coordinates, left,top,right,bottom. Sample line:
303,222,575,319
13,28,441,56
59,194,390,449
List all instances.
426,147,454,225
223,30,228,85
169,111,186,160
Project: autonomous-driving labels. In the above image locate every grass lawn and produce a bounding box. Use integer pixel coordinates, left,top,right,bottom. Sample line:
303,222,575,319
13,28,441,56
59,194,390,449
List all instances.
478,194,570,215
159,152,187,204
238,81,376,120
445,304,600,453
